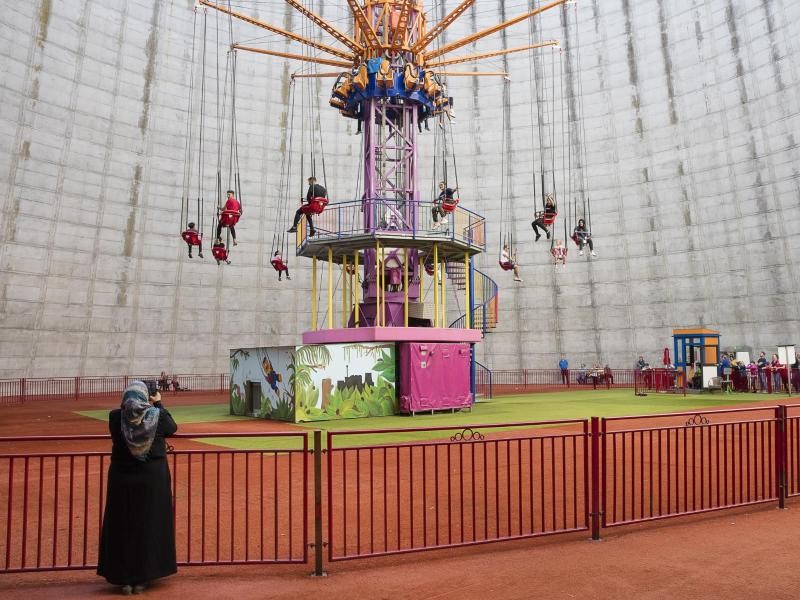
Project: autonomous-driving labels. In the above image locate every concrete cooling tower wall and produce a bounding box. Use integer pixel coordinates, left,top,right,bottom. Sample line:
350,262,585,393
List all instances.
0,0,798,377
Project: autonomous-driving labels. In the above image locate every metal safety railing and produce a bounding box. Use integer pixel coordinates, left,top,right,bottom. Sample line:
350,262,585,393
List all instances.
0,374,229,404
326,421,589,561
0,432,307,573
296,198,486,253
3,406,800,575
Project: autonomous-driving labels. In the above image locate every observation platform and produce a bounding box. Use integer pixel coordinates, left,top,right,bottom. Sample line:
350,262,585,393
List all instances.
295,199,485,261
302,326,482,345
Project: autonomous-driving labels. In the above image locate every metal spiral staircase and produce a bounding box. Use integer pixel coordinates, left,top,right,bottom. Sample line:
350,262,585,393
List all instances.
445,260,499,336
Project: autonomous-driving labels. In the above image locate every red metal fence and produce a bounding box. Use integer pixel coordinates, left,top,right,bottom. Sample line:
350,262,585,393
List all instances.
599,408,779,529
483,368,637,395
2,406,800,575
326,421,589,561
0,433,307,573
0,374,229,404
3,368,797,406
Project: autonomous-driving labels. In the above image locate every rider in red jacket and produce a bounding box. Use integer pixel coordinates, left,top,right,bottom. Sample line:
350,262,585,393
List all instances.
216,190,240,244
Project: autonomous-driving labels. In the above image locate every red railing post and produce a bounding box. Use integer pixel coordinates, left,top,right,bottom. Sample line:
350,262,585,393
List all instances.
766,367,773,394
312,430,325,576
776,405,787,509
590,416,601,540
20,378,26,404
74,376,79,401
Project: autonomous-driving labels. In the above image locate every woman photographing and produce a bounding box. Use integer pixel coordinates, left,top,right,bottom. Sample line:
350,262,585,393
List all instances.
97,380,178,594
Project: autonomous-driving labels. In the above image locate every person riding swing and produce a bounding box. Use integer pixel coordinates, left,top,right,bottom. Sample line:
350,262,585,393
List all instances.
551,238,567,268
532,193,557,241
287,176,326,237
432,180,457,230
271,251,290,281
212,237,231,265
572,218,597,256
500,243,522,282
181,222,203,259
216,190,241,245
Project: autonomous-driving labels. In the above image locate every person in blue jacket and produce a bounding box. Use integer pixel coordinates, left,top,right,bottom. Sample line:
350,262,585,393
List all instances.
559,357,569,385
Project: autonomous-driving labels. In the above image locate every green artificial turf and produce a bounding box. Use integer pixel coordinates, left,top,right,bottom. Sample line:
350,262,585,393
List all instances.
78,389,764,451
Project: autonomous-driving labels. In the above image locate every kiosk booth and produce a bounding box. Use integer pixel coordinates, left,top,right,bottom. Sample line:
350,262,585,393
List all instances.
673,328,721,389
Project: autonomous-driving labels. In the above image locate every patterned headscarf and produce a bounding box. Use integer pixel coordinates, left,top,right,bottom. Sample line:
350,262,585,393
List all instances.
120,381,160,461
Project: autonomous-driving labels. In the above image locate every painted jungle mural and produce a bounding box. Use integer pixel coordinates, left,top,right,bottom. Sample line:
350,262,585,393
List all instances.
229,343,397,422
229,346,295,420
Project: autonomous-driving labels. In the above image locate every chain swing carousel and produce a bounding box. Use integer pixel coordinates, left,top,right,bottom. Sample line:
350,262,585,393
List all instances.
208,0,572,421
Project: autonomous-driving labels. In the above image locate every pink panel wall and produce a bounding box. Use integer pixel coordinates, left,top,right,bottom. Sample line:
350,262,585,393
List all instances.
398,342,473,414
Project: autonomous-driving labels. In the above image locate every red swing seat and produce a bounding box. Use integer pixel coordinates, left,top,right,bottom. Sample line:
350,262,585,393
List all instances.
218,209,241,228
441,197,459,213
181,230,202,246
271,257,288,272
498,260,515,271
536,210,557,227
212,245,229,262
424,262,435,277
300,197,329,216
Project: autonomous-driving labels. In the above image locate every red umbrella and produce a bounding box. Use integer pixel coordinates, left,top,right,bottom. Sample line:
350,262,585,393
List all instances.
663,347,671,366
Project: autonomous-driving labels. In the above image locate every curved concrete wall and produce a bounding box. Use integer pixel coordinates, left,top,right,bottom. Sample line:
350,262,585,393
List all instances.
0,0,798,376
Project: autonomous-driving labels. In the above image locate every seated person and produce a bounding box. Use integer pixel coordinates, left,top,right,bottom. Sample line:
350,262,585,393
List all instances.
181,222,203,259
216,190,240,245
551,239,567,266
271,251,290,281
532,193,556,241
432,180,457,228
212,238,231,265
287,176,326,236
500,244,522,282
573,218,597,256
170,376,186,392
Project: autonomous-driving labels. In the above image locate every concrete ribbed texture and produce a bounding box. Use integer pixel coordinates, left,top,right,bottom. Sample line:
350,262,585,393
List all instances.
0,0,798,377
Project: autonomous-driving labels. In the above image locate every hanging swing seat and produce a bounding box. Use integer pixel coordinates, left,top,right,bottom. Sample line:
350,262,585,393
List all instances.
551,246,568,264
571,232,591,246
376,58,394,88
212,244,229,263
498,260,515,271
271,257,288,272
535,210,558,227
218,209,241,228
181,230,202,246
424,261,435,277
300,196,329,216
441,196,459,213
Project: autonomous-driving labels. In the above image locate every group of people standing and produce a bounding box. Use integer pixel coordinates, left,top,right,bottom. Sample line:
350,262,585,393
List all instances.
715,351,799,393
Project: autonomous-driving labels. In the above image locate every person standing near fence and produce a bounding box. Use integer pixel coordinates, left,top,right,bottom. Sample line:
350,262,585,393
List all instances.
757,351,768,391
771,354,783,392
558,357,569,385
98,380,177,595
